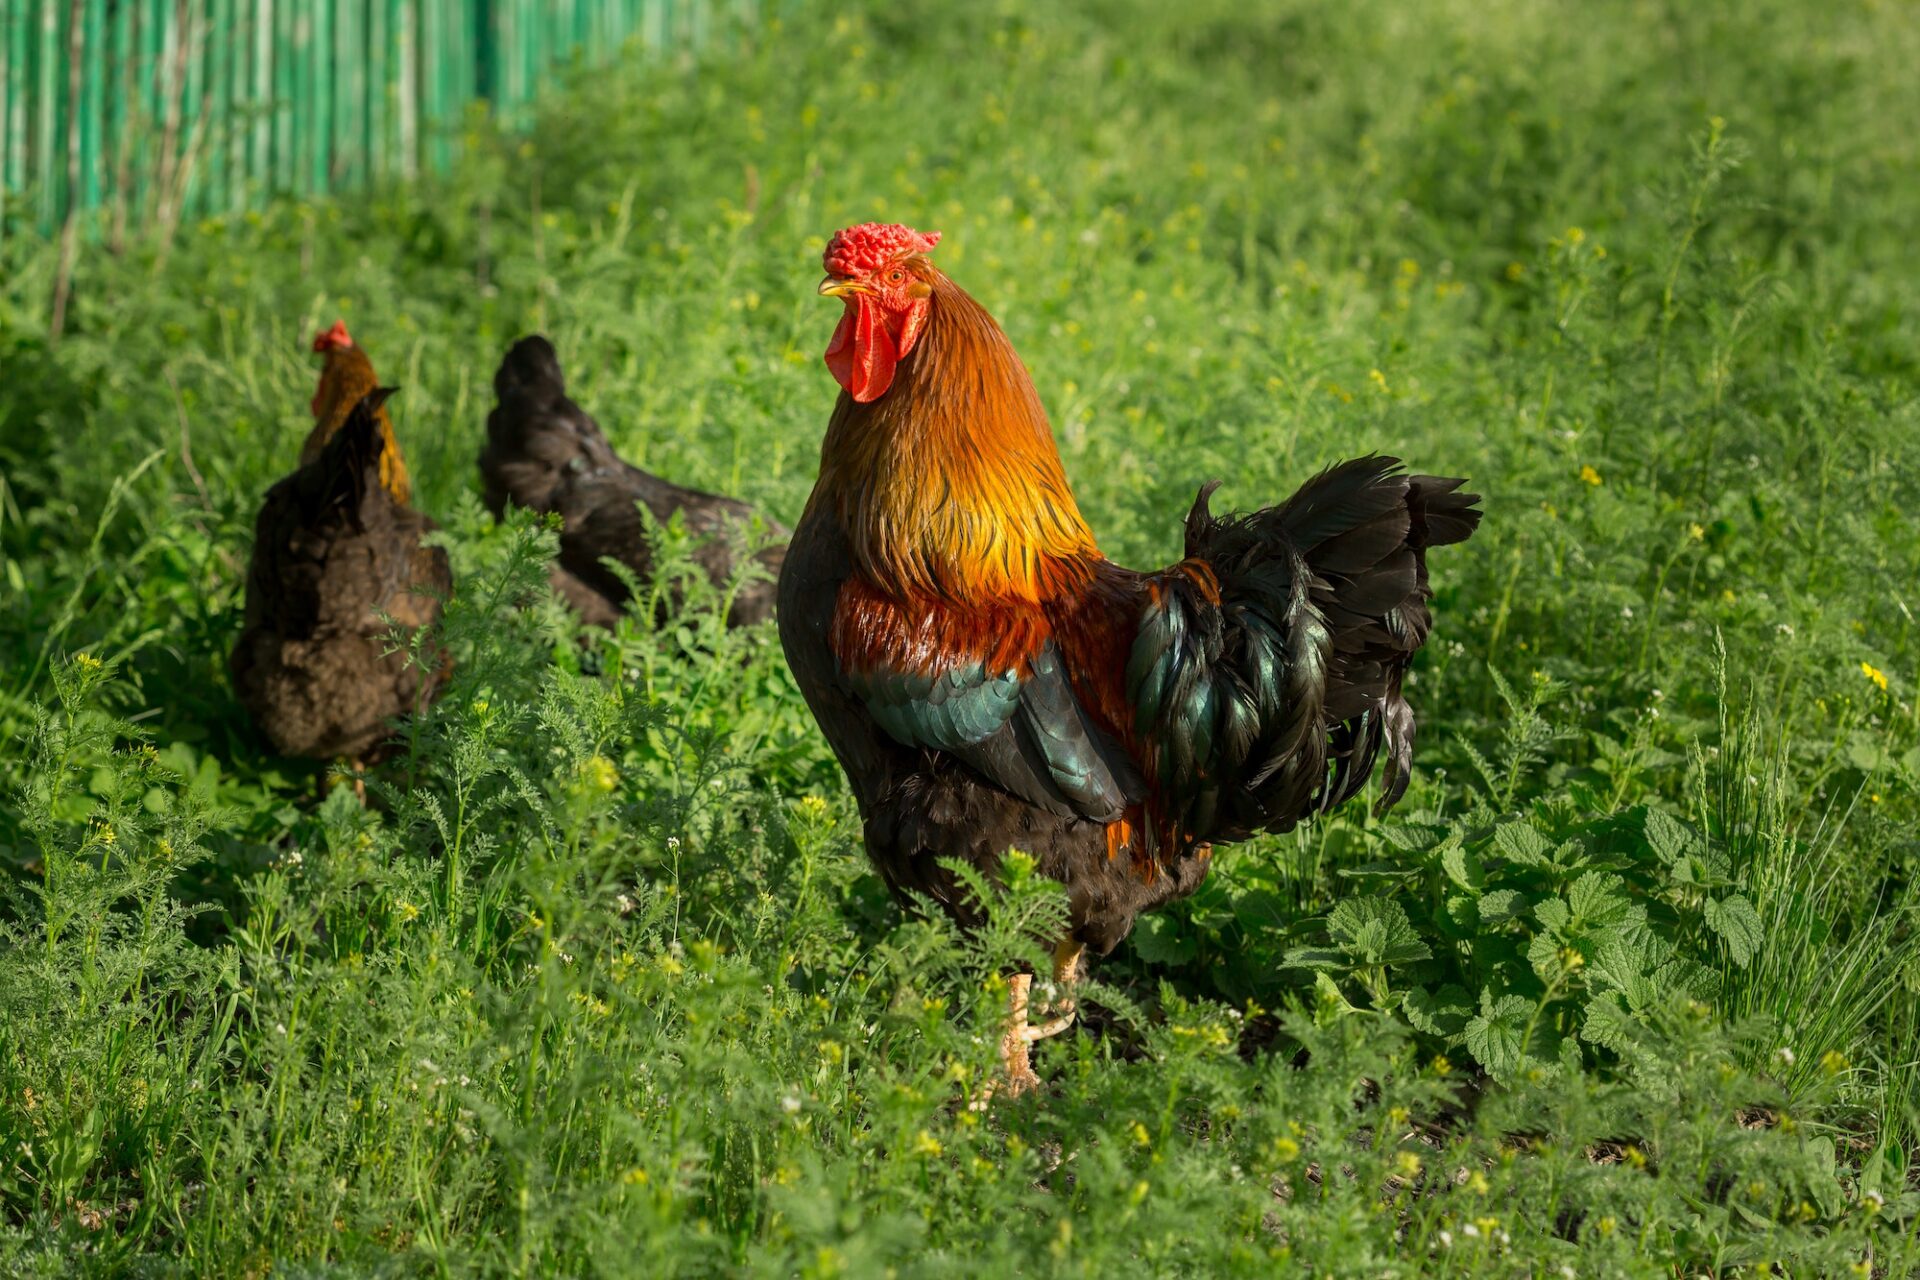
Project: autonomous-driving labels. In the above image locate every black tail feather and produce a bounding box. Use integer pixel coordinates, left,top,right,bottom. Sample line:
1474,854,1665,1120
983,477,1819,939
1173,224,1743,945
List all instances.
1142,456,1481,844
494,334,568,403
312,386,398,528
481,334,628,520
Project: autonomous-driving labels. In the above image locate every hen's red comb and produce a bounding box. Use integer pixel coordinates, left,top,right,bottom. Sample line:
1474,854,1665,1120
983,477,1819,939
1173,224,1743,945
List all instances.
823,223,942,276
312,320,353,353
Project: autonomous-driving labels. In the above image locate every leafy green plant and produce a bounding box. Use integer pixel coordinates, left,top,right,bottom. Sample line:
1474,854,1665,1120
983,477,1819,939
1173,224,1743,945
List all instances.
2,0,1919,1270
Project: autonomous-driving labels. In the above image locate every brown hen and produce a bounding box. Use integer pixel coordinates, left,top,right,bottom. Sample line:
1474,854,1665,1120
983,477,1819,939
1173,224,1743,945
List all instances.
232,338,451,770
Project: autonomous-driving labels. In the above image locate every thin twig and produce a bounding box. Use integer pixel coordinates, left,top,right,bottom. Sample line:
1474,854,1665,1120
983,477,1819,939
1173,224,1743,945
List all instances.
49,0,86,342
164,366,215,517
172,1,215,229
152,0,202,273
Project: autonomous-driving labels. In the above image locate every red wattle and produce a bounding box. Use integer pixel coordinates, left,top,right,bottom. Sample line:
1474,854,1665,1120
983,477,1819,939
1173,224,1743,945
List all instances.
824,296,901,403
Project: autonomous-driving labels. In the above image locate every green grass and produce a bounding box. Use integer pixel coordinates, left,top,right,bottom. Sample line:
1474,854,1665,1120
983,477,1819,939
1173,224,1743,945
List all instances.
3,0,1920,1272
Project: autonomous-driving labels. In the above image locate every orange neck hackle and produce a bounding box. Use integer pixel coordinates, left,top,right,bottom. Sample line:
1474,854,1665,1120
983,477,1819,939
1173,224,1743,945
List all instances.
813,267,1101,607
301,326,413,506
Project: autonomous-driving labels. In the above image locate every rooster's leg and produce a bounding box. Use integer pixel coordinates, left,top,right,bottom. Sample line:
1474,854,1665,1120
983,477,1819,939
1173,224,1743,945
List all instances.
999,973,1046,1097
997,940,1088,1098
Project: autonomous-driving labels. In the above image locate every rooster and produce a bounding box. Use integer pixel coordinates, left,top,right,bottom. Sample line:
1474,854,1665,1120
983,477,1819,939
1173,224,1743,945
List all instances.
231,325,451,780
779,224,1481,1094
481,336,786,628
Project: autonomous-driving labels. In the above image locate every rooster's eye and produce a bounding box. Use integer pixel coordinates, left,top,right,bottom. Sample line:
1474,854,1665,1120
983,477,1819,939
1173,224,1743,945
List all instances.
887,269,905,283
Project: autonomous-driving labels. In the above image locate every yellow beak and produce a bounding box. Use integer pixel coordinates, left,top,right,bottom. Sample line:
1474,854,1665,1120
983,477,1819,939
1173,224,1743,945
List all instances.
818,276,867,298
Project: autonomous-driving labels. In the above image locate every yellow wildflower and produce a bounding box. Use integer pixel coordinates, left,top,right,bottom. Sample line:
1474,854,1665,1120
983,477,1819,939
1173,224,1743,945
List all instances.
1579,465,1602,486
1861,662,1888,692
582,756,619,793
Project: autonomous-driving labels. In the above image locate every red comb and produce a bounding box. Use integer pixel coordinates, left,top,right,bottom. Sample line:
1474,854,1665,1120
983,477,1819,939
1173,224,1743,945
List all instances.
312,320,353,353
823,223,942,276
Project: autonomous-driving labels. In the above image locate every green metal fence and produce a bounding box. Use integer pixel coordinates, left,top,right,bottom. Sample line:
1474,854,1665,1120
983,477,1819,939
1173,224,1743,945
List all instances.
0,0,735,243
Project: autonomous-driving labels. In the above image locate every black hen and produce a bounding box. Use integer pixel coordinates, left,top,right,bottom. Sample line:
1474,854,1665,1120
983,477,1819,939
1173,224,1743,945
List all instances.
480,336,786,628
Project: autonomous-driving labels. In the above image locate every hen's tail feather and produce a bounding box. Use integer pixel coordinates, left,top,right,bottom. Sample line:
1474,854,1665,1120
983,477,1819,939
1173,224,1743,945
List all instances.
1132,456,1480,847
313,386,399,529
494,334,567,401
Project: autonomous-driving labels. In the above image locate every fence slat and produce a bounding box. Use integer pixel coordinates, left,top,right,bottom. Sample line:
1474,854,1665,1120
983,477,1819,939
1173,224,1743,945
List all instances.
35,0,58,228
77,0,100,211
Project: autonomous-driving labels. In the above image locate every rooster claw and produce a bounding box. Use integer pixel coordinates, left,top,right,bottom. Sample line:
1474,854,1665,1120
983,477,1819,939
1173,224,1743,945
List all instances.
1022,1002,1077,1042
